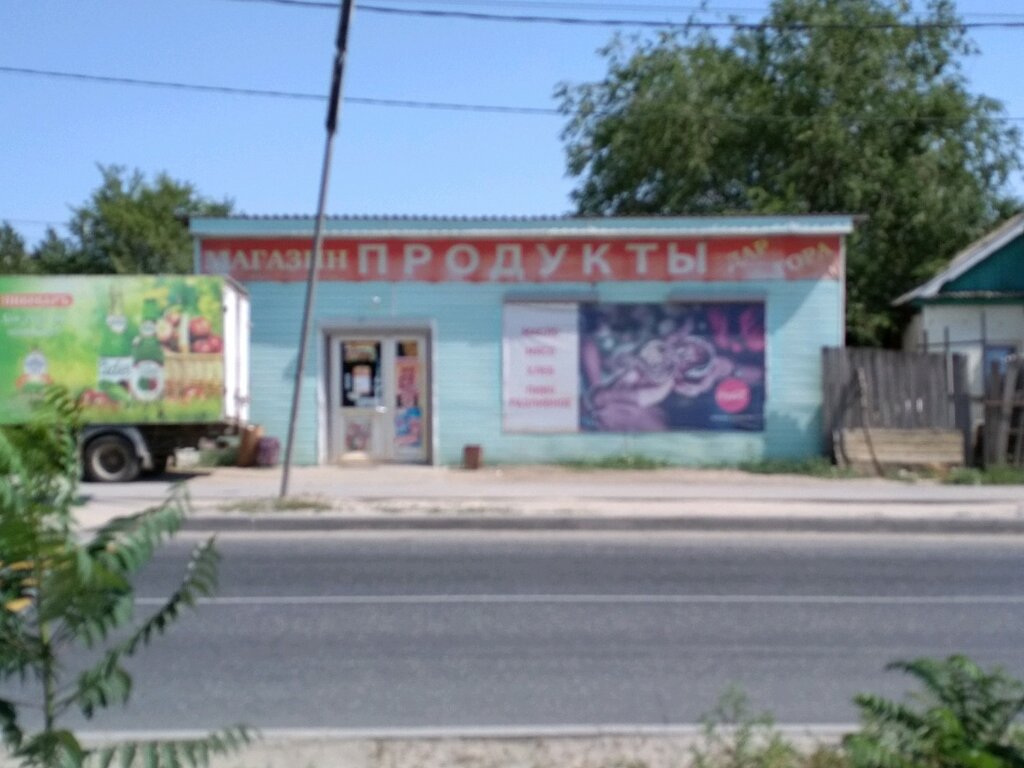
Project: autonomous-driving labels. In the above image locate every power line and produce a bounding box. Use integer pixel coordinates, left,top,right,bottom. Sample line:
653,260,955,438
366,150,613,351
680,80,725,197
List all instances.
226,0,1024,30
373,0,1024,17
0,66,560,114
0,218,64,227
0,65,323,102
346,94,557,114
230,0,771,14
227,0,1024,22
3,65,1023,124
363,3,1024,30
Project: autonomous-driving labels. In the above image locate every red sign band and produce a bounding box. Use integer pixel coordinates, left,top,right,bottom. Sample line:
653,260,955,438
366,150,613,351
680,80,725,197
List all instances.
198,236,842,283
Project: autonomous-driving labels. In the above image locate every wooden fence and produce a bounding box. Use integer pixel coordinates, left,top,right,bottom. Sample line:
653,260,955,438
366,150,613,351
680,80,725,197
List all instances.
983,355,1024,467
822,347,971,468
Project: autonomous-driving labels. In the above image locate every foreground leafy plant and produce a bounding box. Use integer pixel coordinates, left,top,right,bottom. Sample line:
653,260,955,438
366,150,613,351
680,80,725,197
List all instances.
844,655,1024,768
0,390,249,767
690,686,802,768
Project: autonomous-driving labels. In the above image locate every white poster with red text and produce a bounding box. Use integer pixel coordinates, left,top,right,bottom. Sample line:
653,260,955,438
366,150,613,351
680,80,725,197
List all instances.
502,303,579,432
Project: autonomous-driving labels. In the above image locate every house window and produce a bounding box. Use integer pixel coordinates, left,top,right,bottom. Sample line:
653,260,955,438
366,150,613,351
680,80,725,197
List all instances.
983,344,1017,389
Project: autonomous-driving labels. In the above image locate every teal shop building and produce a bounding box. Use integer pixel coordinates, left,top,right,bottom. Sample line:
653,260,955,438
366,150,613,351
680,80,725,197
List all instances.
190,215,855,466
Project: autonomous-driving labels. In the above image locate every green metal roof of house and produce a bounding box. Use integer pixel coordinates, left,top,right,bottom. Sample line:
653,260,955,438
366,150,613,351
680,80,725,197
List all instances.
894,212,1024,306
189,213,857,238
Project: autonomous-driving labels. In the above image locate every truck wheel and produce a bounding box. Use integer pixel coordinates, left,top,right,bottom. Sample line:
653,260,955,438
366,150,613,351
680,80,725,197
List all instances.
84,435,141,483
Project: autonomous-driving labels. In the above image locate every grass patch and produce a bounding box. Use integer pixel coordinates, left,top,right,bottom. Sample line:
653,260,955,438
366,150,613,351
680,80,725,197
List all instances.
558,455,862,476
945,466,1024,485
736,457,857,478
371,502,517,515
690,687,847,768
198,445,239,467
558,454,672,470
218,496,334,513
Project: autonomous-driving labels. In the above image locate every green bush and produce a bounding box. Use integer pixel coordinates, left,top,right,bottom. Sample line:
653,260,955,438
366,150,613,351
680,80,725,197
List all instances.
689,657,1024,768
844,655,1024,768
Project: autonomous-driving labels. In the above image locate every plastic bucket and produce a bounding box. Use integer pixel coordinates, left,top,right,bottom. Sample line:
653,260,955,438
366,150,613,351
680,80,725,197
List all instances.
256,436,281,467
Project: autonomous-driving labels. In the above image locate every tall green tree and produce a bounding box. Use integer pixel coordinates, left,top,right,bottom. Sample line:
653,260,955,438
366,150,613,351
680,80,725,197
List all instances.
32,228,83,275
557,0,1023,346
63,166,232,275
0,223,35,274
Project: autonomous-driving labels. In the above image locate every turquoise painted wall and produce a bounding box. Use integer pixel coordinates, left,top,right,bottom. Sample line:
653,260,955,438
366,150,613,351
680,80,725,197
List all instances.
246,279,841,466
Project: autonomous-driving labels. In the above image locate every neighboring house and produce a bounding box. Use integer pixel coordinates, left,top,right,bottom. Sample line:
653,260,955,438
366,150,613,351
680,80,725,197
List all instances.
895,212,1024,423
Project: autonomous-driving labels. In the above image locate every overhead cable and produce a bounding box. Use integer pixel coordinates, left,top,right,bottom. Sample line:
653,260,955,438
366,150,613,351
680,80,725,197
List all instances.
3,65,1022,124
228,0,771,14
362,3,1024,30
0,65,560,114
225,0,1024,30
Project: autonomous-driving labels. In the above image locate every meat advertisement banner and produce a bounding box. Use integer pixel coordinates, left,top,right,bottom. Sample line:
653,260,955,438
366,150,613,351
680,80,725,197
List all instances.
502,301,765,433
579,302,765,432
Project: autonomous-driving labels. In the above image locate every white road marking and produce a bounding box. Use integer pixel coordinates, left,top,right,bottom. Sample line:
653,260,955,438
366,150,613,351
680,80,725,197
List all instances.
134,593,1024,606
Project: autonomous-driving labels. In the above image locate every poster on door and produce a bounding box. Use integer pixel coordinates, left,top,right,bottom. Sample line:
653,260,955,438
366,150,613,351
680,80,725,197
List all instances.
502,303,580,431
341,341,381,408
394,351,424,450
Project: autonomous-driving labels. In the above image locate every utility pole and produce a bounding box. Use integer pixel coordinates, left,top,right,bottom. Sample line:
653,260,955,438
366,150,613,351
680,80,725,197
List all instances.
280,0,355,498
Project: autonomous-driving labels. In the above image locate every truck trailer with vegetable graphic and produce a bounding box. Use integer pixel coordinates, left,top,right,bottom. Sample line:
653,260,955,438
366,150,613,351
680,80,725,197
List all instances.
0,275,250,481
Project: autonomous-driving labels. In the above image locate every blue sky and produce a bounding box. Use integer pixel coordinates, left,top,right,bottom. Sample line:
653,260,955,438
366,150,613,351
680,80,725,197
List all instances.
2,0,1022,246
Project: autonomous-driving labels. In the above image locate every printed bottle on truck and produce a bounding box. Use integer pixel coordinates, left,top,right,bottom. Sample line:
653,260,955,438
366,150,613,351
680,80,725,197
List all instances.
16,349,52,395
130,297,166,402
97,284,133,403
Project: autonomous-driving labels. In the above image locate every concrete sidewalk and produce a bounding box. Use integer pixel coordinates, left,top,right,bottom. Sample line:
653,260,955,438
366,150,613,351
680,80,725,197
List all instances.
73,464,1024,534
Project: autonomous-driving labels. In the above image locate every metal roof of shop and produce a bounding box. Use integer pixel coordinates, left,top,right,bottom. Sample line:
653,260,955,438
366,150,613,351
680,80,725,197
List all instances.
894,212,1024,306
189,213,857,238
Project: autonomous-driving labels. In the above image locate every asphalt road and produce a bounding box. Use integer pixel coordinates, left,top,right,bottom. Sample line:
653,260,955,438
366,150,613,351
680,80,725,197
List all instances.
18,530,1024,733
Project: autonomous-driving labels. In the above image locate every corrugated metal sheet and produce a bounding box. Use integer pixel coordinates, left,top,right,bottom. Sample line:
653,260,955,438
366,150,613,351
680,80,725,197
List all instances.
189,213,857,238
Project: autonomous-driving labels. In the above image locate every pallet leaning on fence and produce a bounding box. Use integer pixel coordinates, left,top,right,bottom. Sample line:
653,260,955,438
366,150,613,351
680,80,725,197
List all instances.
838,428,965,471
983,356,1024,468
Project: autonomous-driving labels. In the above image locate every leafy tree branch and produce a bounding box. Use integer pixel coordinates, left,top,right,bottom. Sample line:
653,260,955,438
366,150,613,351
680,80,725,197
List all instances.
0,390,250,767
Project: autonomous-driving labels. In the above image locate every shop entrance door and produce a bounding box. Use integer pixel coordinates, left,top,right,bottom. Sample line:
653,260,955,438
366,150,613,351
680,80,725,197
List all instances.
328,333,430,463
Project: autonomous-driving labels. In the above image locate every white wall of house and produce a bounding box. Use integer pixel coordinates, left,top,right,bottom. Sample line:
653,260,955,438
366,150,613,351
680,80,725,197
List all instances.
909,304,1024,422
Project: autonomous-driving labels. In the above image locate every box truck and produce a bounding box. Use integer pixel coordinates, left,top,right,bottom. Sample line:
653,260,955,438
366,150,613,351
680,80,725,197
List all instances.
0,274,250,481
